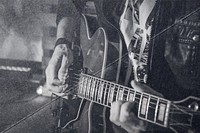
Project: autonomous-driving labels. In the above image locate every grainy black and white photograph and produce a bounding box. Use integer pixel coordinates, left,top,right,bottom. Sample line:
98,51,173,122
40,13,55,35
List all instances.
0,0,200,133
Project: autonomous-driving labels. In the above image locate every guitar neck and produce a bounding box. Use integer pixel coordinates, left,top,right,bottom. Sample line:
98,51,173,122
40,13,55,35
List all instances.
77,73,171,128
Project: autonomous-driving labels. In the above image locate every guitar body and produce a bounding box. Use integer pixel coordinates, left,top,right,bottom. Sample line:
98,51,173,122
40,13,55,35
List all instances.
74,13,111,133
58,14,127,133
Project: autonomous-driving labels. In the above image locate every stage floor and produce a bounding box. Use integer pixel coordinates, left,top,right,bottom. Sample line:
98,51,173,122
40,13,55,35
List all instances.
0,79,57,133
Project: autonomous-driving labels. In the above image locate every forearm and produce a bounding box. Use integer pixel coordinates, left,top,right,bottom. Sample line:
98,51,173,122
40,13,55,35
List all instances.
56,17,75,41
55,16,76,50
56,0,80,43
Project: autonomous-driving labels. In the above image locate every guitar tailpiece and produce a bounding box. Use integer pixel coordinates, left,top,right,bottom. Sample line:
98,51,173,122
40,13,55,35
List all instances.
51,109,58,117
54,127,61,133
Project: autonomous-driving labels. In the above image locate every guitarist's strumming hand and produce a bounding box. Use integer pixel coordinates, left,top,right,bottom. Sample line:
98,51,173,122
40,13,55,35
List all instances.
110,80,163,133
45,44,73,93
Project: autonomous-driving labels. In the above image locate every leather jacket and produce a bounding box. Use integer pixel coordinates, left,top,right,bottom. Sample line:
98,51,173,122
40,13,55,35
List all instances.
149,0,200,100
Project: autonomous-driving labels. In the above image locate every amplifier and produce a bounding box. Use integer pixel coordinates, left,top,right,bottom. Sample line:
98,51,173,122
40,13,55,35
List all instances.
0,59,42,81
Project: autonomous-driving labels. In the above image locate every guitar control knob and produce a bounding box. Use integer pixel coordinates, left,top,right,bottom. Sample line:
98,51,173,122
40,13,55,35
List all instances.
188,102,199,112
51,109,58,117
54,127,61,133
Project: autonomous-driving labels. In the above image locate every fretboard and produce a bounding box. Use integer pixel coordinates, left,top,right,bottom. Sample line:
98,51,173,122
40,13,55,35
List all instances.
77,73,171,128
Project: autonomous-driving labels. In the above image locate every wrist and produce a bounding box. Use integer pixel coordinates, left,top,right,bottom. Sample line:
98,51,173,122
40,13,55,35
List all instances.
55,38,72,49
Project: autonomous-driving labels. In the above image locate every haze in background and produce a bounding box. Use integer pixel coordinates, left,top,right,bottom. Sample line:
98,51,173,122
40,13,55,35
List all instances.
0,0,46,62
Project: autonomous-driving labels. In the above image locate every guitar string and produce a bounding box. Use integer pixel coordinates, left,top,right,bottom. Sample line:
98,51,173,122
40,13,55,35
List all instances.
64,76,200,115
168,123,190,132
63,84,196,128
70,74,200,113
167,118,191,132
67,74,200,115
59,76,199,128
57,97,186,130
64,79,160,108
66,54,200,111
169,108,199,131
79,74,200,114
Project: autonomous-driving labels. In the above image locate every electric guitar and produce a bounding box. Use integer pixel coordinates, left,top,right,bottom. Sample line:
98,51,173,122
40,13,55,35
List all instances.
53,14,200,133
68,72,200,133
55,72,200,133
53,12,126,133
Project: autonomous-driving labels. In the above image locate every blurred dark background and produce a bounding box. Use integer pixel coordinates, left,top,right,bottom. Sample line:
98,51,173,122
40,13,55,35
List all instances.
0,0,59,132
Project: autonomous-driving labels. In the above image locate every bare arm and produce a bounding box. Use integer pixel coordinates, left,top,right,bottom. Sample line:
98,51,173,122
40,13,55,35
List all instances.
45,0,80,93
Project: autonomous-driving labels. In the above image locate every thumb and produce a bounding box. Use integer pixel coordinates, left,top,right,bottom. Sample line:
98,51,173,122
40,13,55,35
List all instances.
58,55,70,83
130,80,145,92
130,80,163,97
58,47,73,83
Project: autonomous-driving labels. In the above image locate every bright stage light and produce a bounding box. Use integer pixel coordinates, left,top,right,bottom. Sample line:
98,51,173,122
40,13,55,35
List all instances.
36,85,43,95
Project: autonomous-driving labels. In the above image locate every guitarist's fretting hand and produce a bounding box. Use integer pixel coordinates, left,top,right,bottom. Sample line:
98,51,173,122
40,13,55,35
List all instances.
110,80,163,133
45,44,73,93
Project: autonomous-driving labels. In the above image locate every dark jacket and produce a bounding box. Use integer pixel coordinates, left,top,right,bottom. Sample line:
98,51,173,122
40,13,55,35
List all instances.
149,0,200,100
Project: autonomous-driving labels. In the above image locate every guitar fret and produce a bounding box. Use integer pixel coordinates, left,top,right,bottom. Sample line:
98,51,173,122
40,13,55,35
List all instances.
127,87,130,101
109,84,115,103
165,101,170,127
94,78,100,102
106,82,111,106
139,93,155,124
116,85,120,101
138,94,150,119
146,96,158,122
81,76,85,96
142,98,148,115
103,81,108,105
113,84,118,101
80,76,85,96
136,92,142,121
135,92,142,104
123,87,128,101
101,80,104,104
98,80,104,103
118,87,123,100
76,73,174,129
102,80,105,104
89,76,93,99
138,92,143,118
133,90,136,101
93,78,97,102
154,98,159,123
158,103,166,121
90,76,95,100
129,89,135,101
157,100,170,127
83,76,88,97
100,80,104,104
146,96,150,119
86,77,92,99
85,76,88,98
78,76,83,96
